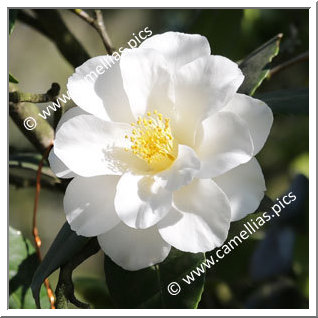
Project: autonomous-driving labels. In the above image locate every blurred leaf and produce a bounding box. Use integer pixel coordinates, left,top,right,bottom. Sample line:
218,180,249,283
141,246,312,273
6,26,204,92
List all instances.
256,88,309,115
9,73,19,83
290,152,309,178
293,234,309,298
9,9,17,35
31,222,89,308
245,278,306,309
73,277,114,309
104,248,205,308
9,153,60,189
238,33,282,95
9,226,50,308
250,226,295,281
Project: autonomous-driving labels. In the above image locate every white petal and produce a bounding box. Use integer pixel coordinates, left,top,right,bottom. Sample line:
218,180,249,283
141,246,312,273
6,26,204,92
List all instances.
173,55,244,146
98,223,171,270
223,94,273,155
54,114,131,177
140,31,211,72
213,158,266,221
67,55,134,123
158,179,231,253
49,107,88,179
115,173,172,229
48,149,76,178
64,175,120,236
195,111,254,178
56,106,88,132
120,48,174,119
154,144,201,191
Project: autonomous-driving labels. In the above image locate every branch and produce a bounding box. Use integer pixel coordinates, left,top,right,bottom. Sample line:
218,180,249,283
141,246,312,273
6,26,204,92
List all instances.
9,83,60,104
9,84,54,154
18,9,90,68
270,51,309,77
9,102,54,154
72,9,114,54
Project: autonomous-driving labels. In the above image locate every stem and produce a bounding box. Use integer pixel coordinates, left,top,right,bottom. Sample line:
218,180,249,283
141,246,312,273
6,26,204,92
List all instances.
270,51,309,77
32,145,55,309
72,9,114,54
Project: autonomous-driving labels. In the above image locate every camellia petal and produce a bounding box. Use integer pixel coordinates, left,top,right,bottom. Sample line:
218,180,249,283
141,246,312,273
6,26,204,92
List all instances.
48,150,76,179
120,48,174,119
195,111,254,178
64,175,120,237
49,107,88,178
114,172,172,229
140,31,211,72
173,55,244,146
97,223,171,271
154,144,201,191
54,114,131,177
55,106,88,131
67,55,134,123
158,179,231,253
213,158,266,221
51,31,273,272
223,93,273,155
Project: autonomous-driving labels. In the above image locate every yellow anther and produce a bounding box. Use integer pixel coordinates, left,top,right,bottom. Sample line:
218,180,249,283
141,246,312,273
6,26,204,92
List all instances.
124,109,175,169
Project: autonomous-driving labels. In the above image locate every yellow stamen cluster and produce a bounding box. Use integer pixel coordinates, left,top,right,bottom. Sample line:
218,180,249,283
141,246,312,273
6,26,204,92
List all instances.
125,110,175,166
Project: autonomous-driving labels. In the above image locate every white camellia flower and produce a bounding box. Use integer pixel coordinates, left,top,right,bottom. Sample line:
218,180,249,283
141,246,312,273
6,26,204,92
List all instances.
49,32,273,271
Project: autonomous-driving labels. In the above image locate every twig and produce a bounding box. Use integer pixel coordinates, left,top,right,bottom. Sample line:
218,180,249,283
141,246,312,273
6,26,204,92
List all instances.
32,144,55,309
72,9,114,54
18,9,90,68
9,83,60,104
269,51,309,77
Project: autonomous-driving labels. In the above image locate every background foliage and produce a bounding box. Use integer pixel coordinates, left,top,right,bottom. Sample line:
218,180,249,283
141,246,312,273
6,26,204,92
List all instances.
9,9,309,309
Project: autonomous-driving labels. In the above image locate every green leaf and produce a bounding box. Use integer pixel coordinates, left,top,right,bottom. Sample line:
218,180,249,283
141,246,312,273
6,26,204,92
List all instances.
238,33,283,95
9,73,19,84
9,226,50,308
31,222,89,308
9,9,18,35
255,88,309,115
104,248,205,309
73,277,115,309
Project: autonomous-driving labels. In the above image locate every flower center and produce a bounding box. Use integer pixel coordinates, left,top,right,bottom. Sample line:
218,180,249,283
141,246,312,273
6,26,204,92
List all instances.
125,110,176,170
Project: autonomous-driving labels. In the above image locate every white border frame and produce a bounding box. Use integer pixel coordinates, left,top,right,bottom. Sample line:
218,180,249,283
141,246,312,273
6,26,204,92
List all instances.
3,0,316,316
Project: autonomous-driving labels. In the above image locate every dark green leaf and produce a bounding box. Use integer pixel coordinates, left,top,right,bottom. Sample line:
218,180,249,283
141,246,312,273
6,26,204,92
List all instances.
255,88,309,115
54,238,100,309
104,248,205,309
31,222,89,308
9,73,19,84
238,34,283,95
9,9,18,35
9,226,50,308
73,277,114,309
